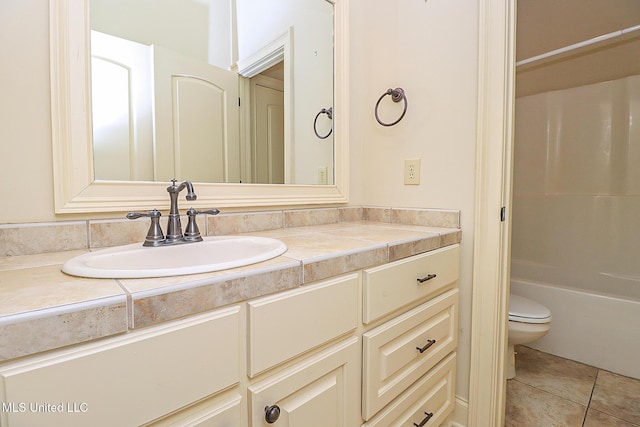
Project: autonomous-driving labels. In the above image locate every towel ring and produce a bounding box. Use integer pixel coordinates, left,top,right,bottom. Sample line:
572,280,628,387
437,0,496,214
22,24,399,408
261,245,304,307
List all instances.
313,107,333,139
375,88,407,127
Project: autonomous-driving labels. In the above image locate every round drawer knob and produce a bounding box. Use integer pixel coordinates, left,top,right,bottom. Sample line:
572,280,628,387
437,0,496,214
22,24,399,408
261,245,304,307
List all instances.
265,404,281,423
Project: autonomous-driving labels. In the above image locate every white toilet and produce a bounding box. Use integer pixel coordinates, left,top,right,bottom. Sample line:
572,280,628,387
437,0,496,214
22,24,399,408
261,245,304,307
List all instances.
507,293,552,379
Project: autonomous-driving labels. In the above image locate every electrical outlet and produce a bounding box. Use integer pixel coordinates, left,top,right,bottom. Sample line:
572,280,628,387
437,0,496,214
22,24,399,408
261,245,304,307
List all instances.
404,159,421,185
318,166,328,185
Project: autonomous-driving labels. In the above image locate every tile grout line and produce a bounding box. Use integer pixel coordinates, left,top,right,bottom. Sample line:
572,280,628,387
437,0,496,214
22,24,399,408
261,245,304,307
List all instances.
581,368,599,427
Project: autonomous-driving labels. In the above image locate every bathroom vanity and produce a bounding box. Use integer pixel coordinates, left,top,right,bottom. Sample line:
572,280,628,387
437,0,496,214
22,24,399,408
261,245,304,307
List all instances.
0,211,460,426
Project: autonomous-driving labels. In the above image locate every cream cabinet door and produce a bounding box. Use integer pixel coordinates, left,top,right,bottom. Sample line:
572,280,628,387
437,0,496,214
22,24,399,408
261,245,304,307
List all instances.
248,273,358,377
0,307,241,427
145,393,243,427
248,337,360,427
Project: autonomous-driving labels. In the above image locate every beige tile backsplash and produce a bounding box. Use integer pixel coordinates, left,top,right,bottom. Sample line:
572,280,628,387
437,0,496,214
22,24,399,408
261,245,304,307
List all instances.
338,206,364,222
208,210,284,235
284,207,340,228
0,221,88,257
391,208,461,228
363,206,392,223
89,218,151,249
0,206,461,257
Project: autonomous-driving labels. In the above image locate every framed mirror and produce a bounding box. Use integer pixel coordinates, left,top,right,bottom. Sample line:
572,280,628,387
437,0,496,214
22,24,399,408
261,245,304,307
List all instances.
50,0,349,214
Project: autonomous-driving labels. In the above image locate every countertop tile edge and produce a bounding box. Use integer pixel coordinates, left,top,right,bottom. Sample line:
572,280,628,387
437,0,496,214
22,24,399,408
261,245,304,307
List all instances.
129,261,303,329
0,295,128,362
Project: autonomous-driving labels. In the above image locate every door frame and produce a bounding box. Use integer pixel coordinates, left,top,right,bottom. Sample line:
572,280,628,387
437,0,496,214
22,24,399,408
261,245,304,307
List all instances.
467,0,516,425
248,73,285,184
238,29,294,184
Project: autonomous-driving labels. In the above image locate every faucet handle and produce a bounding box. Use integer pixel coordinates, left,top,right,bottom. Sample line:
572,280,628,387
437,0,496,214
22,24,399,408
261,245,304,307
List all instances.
183,208,220,242
183,208,203,242
194,208,220,216
126,210,160,220
126,209,165,247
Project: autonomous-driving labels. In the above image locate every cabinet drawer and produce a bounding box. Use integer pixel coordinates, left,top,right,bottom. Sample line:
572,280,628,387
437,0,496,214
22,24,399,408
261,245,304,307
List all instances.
362,352,456,427
248,337,361,427
0,307,240,427
363,244,459,324
248,273,358,377
145,392,242,426
362,289,458,420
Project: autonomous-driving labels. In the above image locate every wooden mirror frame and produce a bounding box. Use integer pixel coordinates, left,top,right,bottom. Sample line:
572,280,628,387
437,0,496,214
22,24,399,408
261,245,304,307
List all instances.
49,0,349,213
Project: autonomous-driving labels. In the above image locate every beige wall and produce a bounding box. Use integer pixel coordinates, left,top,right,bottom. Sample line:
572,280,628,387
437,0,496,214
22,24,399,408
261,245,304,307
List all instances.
0,0,56,223
0,0,480,402
348,0,479,402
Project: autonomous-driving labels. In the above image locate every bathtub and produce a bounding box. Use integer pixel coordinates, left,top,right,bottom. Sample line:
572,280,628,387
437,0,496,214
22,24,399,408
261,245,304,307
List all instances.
510,278,640,380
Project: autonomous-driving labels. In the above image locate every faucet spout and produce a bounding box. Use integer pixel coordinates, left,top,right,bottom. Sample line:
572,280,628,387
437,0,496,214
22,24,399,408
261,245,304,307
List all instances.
182,180,197,201
167,180,196,211
165,179,197,242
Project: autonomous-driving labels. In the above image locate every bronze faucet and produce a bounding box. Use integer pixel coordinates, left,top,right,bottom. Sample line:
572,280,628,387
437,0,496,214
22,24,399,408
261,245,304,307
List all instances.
126,179,219,247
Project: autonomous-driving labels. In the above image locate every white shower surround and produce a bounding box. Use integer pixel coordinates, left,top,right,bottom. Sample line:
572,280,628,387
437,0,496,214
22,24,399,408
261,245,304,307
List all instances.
512,74,640,379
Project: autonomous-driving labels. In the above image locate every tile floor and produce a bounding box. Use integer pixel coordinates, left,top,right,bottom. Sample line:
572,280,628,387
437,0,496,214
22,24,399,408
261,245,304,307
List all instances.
506,345,640,427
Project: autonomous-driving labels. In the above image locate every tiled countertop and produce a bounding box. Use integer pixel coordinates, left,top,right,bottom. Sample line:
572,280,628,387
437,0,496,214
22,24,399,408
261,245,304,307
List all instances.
0,220,461,362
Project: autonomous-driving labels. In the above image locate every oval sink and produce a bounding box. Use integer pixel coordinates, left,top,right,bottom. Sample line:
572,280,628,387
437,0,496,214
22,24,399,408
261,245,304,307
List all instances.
62,236,287,279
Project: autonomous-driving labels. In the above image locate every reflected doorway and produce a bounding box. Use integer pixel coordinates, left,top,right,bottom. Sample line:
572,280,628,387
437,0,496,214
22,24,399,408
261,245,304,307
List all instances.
250,63,285,184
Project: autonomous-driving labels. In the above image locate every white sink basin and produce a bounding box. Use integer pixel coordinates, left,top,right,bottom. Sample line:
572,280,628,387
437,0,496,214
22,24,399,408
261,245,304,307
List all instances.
62,236,287,279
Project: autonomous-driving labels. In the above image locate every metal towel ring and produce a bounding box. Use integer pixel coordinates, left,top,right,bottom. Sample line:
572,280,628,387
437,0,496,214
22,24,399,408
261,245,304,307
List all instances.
313,107,333,139
375,88,408,126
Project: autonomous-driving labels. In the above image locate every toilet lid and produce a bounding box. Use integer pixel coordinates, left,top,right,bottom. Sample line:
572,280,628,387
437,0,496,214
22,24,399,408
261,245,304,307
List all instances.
509,294,552,323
